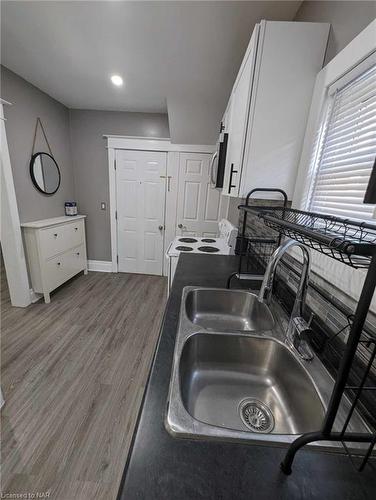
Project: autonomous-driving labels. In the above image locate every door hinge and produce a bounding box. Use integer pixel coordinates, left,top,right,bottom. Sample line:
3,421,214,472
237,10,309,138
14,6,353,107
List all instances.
115,210,118,220
117,255,119,264
114,159,117,170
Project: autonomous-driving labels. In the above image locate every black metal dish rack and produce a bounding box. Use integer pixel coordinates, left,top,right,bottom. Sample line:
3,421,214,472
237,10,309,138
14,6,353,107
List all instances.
227,188,288,288
261,207,376,268
253,207,376,474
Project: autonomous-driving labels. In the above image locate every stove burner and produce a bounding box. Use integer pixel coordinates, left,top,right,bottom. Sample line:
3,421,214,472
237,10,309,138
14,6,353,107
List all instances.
198,246,220,253
176,245,193,252
201,238,216,243
179,237,198,243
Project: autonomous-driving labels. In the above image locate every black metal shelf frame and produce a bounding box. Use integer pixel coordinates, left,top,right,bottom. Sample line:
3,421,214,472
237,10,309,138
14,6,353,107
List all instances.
259,207,376,268
226,188,288,288
255,207,376,474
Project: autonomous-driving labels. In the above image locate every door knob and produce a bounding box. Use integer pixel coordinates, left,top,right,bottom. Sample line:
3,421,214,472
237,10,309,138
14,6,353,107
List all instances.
158,225,164,230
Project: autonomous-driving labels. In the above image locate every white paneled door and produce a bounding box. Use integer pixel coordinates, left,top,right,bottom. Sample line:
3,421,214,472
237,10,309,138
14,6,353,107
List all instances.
176,153,229,237
116,150,167,275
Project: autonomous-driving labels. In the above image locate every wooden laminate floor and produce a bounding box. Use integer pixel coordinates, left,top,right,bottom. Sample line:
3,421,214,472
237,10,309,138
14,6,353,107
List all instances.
1,267,167,500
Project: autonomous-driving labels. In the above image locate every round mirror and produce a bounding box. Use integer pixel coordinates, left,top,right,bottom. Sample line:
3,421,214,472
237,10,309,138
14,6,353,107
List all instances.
30,152,61,195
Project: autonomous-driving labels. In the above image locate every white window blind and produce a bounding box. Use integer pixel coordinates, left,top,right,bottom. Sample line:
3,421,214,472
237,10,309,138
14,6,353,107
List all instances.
307,62,376,221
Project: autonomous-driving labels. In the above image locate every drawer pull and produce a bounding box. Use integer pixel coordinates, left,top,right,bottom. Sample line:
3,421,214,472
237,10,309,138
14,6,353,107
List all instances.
57,262,61,266
76,252,80,256
54,233,58,238
74,227,78,231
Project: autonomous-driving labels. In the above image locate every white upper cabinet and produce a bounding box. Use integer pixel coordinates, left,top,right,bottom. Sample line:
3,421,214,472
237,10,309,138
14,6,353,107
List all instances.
222,20,330,198
223,25,260,195
221,98,232,134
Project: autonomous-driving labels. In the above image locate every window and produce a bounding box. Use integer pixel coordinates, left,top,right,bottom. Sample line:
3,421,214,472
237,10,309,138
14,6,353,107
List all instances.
306,62,376,221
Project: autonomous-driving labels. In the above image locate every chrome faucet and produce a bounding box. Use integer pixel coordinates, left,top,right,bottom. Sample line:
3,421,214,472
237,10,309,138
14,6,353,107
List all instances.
258,239,314,361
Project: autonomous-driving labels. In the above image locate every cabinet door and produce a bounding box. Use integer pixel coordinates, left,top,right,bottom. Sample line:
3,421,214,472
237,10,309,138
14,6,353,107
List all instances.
239,21,330,198
222,99,232,132
223,24,260,196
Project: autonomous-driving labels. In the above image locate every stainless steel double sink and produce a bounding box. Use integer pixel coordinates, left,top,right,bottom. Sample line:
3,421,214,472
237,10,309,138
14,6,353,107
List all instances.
166,287,368,447
185,288,275,333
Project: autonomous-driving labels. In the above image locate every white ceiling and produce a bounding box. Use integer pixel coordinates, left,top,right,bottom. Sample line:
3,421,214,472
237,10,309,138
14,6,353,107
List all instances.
1,1,302,143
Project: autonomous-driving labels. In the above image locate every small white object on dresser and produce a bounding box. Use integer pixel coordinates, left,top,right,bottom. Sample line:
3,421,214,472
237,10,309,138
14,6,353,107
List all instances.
21,215,88,303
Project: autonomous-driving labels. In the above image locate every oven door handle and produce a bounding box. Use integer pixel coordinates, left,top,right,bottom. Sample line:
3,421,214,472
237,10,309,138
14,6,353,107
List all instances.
210,151,218,186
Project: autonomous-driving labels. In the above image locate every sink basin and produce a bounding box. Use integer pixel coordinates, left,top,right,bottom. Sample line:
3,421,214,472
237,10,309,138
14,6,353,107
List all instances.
166,287,370,448
179,333,325,435
185,289,275,332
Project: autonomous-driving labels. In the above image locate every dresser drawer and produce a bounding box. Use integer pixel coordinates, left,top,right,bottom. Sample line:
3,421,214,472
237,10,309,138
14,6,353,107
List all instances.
66,220,85,249
39,220,84,259
44,245,86,291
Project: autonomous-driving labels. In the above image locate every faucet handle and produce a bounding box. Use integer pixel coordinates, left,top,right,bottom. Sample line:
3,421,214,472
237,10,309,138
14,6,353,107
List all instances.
292,316,311,337
291,316,314,361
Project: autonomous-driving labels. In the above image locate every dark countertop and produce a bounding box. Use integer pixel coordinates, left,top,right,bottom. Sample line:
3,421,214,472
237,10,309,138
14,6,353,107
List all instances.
118,254,376,500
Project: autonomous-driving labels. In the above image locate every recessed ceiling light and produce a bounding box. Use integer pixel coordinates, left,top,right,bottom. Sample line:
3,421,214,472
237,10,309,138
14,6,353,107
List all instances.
110,75,123,87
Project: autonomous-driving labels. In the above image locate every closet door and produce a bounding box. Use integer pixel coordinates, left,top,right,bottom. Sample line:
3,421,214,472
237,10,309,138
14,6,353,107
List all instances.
176,152,228,237
116,150,167,275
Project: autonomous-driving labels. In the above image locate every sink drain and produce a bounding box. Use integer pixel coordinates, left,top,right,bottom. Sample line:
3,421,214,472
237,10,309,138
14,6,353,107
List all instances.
238,398,275,433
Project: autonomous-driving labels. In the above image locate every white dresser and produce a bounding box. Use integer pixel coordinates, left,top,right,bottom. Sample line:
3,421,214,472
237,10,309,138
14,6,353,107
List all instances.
21,215,88,303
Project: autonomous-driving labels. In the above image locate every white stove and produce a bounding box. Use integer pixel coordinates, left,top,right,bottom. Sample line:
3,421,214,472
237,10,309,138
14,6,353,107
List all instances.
166,219,237,293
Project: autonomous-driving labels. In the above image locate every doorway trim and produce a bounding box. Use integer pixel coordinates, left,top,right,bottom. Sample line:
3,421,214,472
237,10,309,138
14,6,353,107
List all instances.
105,136,215,273
0,100,31,307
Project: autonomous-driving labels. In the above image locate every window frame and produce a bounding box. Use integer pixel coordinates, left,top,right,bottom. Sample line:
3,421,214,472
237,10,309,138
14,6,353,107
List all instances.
304,56,376,221
290,20,376,312
293,21,376,210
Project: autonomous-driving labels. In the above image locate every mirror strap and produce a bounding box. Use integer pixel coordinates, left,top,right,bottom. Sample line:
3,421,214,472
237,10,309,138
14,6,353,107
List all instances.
31,117,53,157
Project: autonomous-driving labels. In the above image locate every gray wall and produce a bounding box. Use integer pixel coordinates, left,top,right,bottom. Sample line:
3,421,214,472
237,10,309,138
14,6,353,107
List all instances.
1,66,74,222
69,109,170,261
294,1,376,64
1,66,169,261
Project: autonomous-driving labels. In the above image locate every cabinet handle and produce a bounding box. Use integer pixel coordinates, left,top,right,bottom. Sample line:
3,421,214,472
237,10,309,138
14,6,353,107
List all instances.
74,227,78,231
54,233,58,238
228,163,238,194
57,262,61,266
76,252,80,256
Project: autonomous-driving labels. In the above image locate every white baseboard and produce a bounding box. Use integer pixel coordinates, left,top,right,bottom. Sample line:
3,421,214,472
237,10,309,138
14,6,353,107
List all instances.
88,260,113,273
